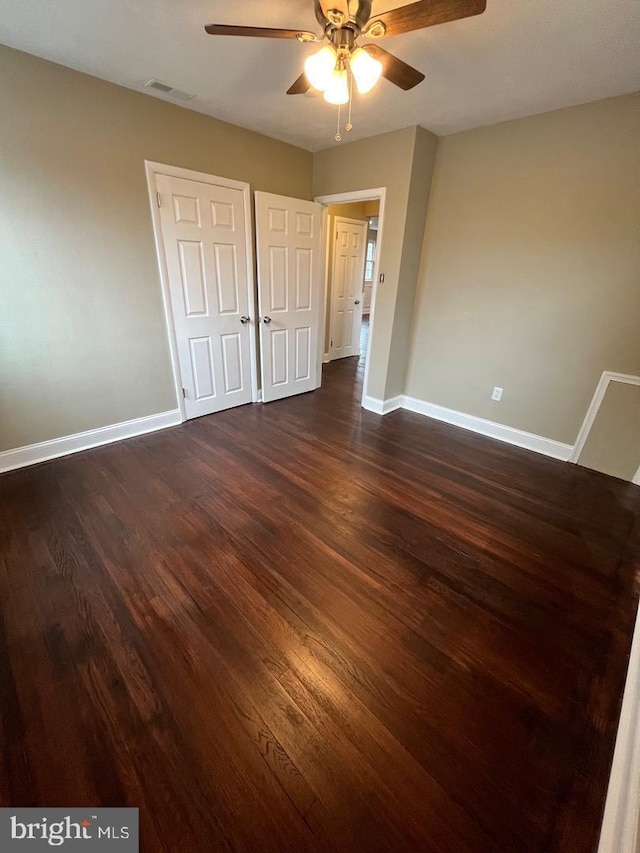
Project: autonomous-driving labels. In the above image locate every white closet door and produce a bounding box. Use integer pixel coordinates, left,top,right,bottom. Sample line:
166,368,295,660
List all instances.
329,217,367,360
156,173,253,418
255,192,323,403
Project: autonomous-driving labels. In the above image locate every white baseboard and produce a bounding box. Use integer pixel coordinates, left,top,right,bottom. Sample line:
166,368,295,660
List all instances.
362,395,403,415
598,601,640,853
400,396,573,461
0,409,182,474
322,354,331,364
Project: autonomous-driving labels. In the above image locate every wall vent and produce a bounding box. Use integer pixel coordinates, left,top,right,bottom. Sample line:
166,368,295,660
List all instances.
144,79,196,102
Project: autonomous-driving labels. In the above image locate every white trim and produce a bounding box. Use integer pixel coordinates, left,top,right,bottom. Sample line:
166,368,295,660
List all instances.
363,395,403,416
0,410,182,474
401,396,573,461
315,188,386,206
633,465,640,487
570,371,640,464
315,187,386,410
332,215,371,226
598,600,640,853
322,354,331,364
145,161,251,191
144,161,260,420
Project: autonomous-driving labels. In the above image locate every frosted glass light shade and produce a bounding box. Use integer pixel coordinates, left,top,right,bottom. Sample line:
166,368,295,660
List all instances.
323,68,349,105
304,45,337,91
350,47,383,94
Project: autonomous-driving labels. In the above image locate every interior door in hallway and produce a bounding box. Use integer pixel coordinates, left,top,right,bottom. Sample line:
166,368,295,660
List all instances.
330,217,367,360
155,173,254,419
255,192,323,403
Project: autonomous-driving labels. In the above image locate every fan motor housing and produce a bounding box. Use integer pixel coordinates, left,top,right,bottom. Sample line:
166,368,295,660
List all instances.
331,26,357,51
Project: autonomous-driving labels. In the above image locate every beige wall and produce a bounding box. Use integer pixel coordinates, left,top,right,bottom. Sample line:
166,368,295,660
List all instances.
386,127,438,398
405,94,640,445
4,42,637,457
314,126,438,401
578,381,640,482
0,45,312,452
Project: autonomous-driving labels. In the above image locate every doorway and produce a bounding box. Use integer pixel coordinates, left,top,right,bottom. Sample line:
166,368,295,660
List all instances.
315,188,385,408
329,216,368,361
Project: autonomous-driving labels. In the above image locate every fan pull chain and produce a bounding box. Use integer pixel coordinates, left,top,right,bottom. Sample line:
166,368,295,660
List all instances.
346,68,353,133
335,102,342,142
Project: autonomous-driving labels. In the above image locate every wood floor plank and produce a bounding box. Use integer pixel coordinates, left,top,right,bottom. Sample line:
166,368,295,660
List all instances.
1,332,639,851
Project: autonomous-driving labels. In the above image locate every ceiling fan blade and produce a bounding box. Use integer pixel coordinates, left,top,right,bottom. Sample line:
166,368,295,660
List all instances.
204,24,316,40
367,0,486,37
287,74,311,95
362,44,425,90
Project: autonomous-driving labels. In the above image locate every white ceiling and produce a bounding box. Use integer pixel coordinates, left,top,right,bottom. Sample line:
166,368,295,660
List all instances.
1,0,639,152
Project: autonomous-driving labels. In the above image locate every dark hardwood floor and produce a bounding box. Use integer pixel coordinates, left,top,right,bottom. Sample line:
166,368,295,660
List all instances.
1,334,639,852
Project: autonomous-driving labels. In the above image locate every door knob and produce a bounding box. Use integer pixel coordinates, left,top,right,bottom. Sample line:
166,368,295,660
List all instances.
240,315,250,325
355,300,361,305
263,316,272,325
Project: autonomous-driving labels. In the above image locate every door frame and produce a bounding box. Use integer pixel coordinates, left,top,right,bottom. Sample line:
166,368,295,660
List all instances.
569,370,640,471
144,160,259,422
315,187,386,408
328,216,368,362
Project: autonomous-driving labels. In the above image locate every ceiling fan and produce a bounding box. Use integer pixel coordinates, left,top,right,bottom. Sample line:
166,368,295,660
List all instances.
205,0,486,138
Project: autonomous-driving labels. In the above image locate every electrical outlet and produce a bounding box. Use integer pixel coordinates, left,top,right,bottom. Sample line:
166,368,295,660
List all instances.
491,387,503,402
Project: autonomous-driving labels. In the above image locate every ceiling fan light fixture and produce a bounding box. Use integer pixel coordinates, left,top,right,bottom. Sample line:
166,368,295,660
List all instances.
203,0,474,141
304,45,337,92
350,47,383,94
323,67,349,105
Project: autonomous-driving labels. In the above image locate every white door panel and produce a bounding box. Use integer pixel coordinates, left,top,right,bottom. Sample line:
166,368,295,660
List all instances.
330,218,367,360
255,192,323,403
156,174,253,419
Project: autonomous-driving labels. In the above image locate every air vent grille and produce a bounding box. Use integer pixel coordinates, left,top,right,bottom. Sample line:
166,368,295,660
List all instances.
144,79,196,101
